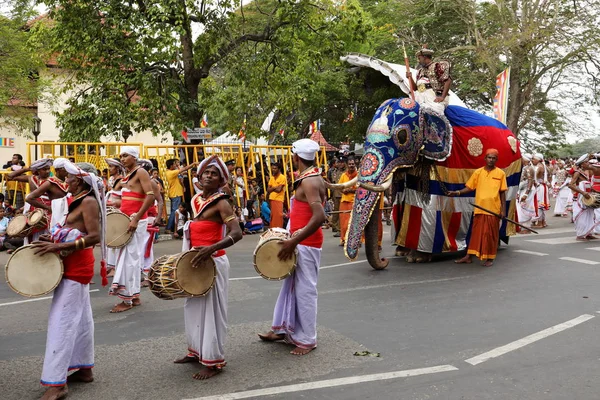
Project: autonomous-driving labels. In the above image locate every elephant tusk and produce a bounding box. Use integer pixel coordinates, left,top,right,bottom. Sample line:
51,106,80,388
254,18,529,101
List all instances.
325,175,358,189
357,176,393,192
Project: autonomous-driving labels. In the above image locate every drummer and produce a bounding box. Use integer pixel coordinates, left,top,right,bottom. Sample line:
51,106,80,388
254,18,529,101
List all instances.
105,158,124,278
137,158,163,287
259,139,326,355
173,155,242,380
31,160,106,400
8,158,54,242
109,146,155,313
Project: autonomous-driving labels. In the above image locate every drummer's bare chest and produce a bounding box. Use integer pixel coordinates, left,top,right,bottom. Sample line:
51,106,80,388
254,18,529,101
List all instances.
123,174,143,192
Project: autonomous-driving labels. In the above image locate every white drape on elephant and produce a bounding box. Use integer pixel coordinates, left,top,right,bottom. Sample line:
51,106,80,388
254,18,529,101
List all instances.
340,54,522,270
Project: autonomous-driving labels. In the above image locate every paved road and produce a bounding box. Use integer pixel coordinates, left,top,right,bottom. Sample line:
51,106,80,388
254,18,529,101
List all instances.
1,214,599,400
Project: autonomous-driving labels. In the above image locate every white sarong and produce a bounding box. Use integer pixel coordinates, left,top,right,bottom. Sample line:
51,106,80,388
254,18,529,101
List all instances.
553,180,571,216
41,279,94,386
183,255,229,367
109,218,148,303
573,183,599,238
414,87,449,115
271,244,321,349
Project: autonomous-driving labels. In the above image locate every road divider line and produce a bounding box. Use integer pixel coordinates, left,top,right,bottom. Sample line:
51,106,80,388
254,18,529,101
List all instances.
465,314,595,366
585,247,600,251
0,289,100,307
230,257,401,281
183,364,459,400
559,257,600,265
513,250,548,256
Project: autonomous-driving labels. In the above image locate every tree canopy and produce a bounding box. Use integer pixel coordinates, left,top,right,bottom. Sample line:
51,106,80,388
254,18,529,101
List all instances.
0,12,49,133
5,0,599,149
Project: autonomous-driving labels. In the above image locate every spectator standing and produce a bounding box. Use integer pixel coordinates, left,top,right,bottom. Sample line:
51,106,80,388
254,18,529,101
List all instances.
338,157,358,246
5,154,26,209
267,162,286,228
328,156,346,237
191,169,203,195
174,203,190,238
165,159,197,233
234,166,245,207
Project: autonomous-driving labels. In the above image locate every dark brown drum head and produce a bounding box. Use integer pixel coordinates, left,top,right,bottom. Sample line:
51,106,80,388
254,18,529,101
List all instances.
254,239,296,280
175,250,216,296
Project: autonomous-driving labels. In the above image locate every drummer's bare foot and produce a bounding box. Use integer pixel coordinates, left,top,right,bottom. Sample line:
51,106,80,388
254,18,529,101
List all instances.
67,368,94,383
291,346,315,356
141,279,150,287
40,385,68,400
586,235,598,240
454,255,472,264
107,269,115,278
576,236,588,241
132,298,141,307
174,354,198,363
258,331,285,342
192,367,222,380
110,302,133,313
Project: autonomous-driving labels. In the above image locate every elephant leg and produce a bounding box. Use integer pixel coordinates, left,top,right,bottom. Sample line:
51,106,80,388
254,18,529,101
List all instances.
415,251,432,263
406,249,417,263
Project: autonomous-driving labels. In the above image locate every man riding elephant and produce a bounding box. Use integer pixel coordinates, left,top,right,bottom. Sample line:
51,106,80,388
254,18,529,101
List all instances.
405,47,452,115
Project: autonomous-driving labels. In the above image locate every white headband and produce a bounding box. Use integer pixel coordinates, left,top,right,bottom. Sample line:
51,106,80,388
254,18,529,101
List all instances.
121,146,140,159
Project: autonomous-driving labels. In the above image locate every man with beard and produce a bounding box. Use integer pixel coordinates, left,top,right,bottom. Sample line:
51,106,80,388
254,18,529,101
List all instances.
259,139,326,355
109,146,155,312
173,155,242,379
32,160,106,400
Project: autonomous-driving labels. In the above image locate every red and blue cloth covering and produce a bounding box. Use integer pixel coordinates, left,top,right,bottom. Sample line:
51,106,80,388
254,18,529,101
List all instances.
393,105,522,254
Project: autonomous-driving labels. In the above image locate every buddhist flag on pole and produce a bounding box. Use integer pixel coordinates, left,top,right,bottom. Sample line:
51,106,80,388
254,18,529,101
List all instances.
493,67,510,124
238,115,246,140
200,114,208,128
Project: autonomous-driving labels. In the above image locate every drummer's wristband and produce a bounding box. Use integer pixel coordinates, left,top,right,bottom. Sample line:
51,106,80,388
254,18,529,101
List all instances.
227,235,235,246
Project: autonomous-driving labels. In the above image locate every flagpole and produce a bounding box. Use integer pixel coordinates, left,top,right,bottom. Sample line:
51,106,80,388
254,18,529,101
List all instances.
402,43,415,101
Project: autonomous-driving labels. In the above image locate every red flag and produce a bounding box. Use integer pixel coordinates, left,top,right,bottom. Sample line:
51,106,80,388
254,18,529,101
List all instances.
278,128,285,137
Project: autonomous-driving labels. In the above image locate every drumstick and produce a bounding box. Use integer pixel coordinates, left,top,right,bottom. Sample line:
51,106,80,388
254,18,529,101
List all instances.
107,230,133,247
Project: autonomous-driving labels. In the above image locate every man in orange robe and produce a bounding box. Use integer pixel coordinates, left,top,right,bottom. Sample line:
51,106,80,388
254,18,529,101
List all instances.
450,148,507,267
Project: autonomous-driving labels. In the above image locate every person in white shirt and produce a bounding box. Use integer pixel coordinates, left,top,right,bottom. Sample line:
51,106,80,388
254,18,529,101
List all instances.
191,169,203,195
175,204,190,238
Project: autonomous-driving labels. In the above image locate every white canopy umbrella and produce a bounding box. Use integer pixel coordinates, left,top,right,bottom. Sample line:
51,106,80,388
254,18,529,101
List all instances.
340,52,467,108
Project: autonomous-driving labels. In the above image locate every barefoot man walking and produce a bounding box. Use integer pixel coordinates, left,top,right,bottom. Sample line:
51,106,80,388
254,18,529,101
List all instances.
173,156,242,379
109,146,155,312
450,148,507,267
32,160,106,400
259,139,326,355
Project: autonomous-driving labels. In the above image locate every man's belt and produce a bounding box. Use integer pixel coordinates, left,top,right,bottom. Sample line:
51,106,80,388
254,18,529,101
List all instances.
417,83,432,93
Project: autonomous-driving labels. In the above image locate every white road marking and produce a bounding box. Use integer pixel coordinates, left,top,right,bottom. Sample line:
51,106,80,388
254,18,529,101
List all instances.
525,237,581,245
465,314,595,366
511,227,573,238
230,257,401,281
183,365,459,400
0,289,100,307
585,247,600,251
512,250,548,256
559,257,600,265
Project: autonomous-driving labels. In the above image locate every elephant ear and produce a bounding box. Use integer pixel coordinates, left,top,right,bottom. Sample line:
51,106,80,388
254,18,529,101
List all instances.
419,106,453,161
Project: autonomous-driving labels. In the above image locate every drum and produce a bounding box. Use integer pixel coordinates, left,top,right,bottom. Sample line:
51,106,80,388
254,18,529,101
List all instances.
148,250,216,300
5,244,64,297
6,214,34,238
253,228,297,280
582,192,600,209
106,208,134,248
27,209,48,231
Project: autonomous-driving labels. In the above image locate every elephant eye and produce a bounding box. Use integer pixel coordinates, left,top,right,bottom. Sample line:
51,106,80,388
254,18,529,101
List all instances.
396,127,408,146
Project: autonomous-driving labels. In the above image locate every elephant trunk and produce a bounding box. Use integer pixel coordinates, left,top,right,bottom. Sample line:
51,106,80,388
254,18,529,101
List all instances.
364,201,389,270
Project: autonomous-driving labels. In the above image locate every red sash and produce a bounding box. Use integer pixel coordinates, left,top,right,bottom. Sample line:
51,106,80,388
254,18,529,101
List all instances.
290,199,323,248
63,248,95,285
47,177,69,192
189,220,225,257
121,190,148,219
293,167,322,190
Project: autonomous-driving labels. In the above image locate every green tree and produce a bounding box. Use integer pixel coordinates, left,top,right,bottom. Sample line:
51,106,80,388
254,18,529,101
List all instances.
365,0,600,148
0,13,49,133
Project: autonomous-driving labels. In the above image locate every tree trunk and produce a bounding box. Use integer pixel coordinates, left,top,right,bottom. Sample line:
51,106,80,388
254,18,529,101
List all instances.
506,56,523,136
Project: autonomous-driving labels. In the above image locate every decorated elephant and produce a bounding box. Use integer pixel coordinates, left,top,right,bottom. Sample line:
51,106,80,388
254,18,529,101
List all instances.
336,98,522,270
